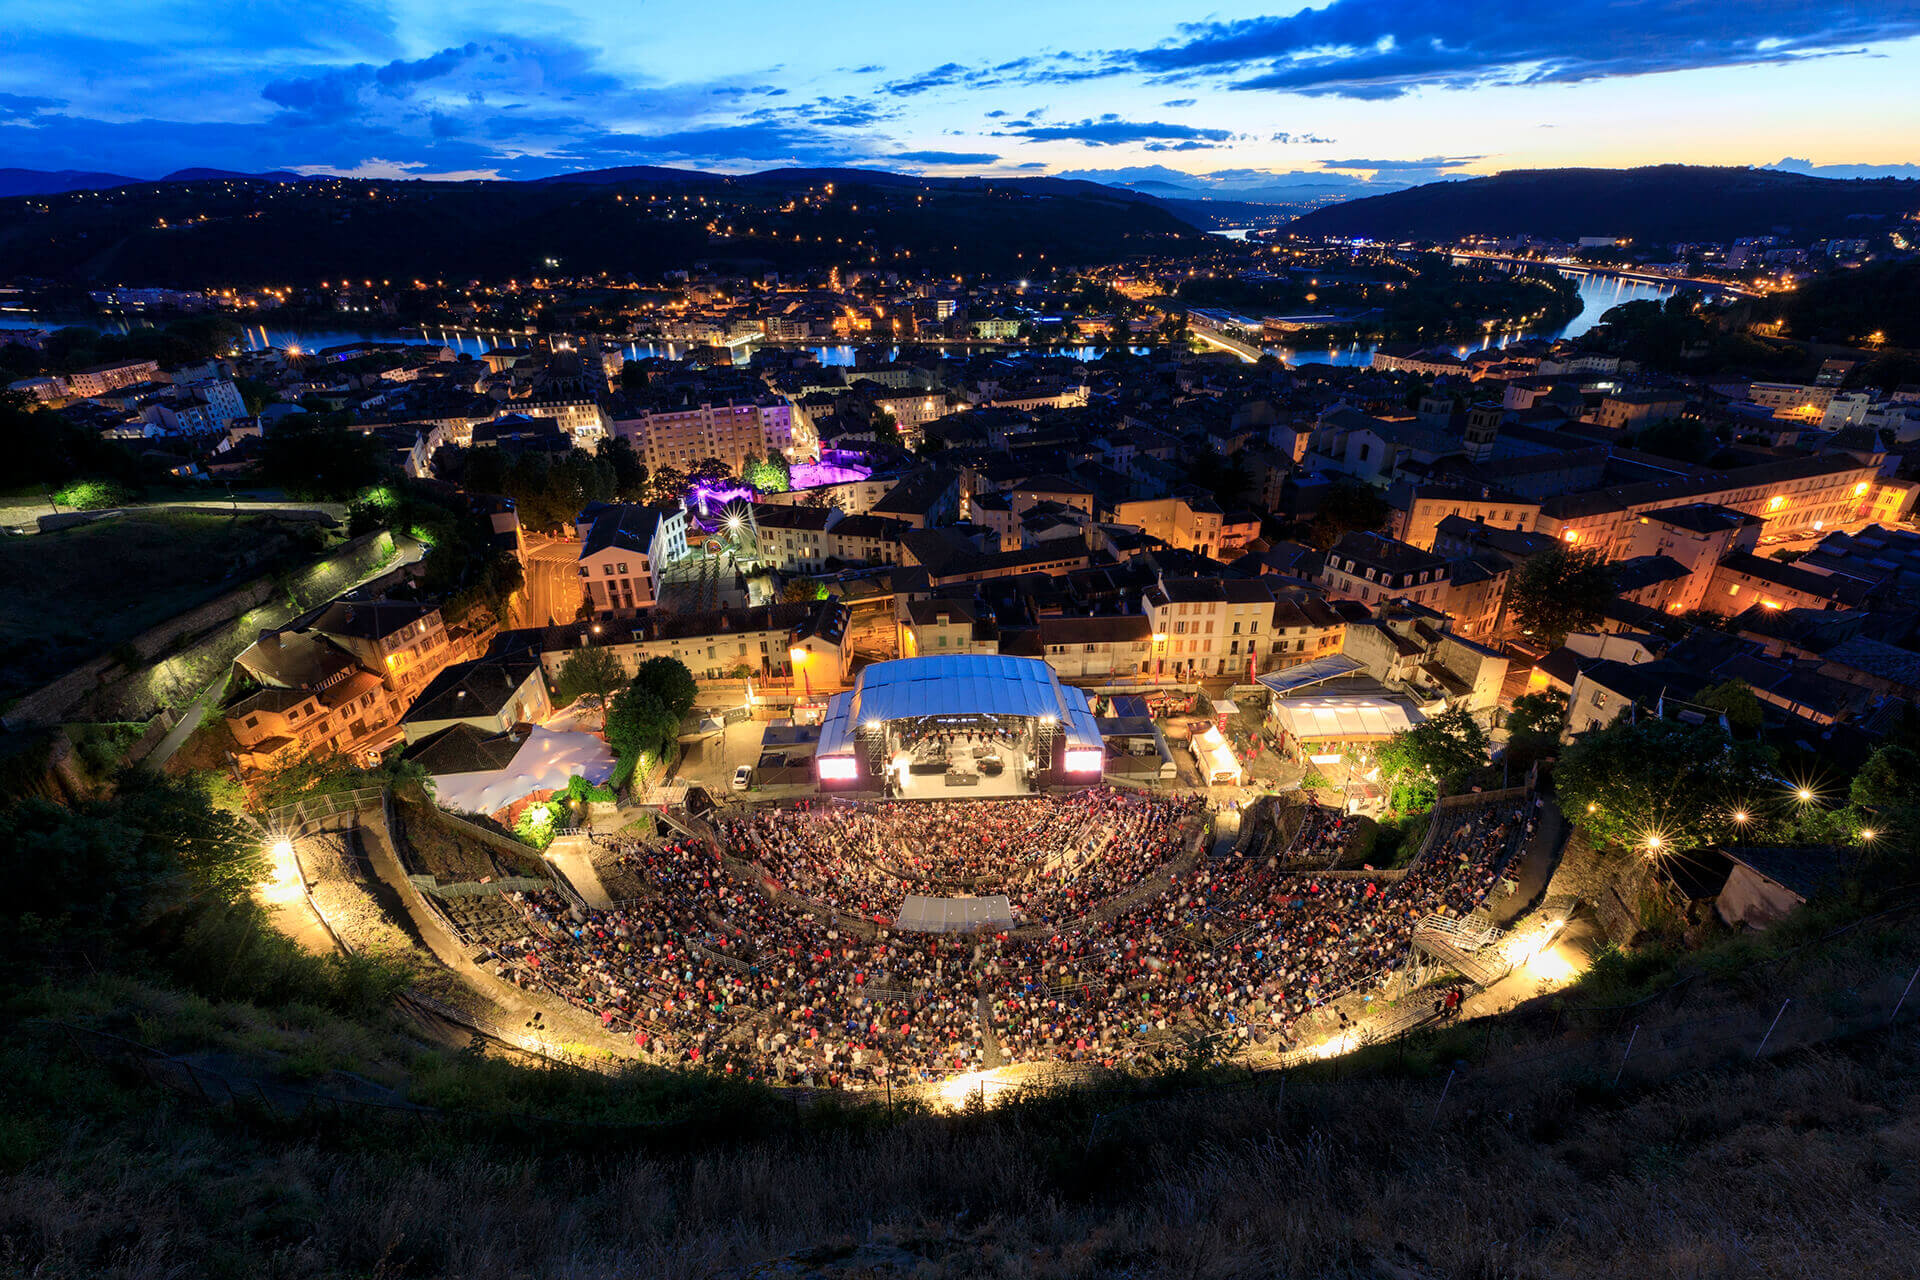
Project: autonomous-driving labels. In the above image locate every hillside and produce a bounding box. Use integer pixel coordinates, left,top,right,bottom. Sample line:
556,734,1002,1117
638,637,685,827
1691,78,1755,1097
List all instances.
1285,165,1920,244
0,170,1204,285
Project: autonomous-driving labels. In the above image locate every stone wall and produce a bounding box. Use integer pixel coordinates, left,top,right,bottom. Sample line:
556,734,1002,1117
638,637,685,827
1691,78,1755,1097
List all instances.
4,531,407,729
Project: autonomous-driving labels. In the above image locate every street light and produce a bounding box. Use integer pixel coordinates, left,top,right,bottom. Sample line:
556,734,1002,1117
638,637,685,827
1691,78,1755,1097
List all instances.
790,646,810,697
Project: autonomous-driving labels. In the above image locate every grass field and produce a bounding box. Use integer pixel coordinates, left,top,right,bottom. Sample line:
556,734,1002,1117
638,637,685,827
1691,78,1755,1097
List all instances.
0,509,327,704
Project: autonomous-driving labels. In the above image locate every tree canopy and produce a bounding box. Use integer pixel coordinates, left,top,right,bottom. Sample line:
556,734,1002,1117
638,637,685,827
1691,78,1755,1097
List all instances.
1508,546,1614,649
1557,716,1774,853
1306,483,1390,551
1375,705,1490,813
603,656,698,777
553,646,626,708
1503,691,1567,767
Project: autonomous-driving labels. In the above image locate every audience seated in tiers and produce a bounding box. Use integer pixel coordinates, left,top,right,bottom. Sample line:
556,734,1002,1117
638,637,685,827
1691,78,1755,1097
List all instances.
716,790,1203,926
467,790,1536,1089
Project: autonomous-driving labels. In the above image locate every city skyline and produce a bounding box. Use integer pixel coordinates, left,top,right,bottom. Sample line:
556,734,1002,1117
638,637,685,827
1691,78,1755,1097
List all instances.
2,1,1919,192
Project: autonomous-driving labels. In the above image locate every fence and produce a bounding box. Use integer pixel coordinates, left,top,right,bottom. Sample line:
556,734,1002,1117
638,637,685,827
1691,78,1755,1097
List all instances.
260,785,389,840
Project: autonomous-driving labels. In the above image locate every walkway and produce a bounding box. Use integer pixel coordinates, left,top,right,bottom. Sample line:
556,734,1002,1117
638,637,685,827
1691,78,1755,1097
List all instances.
547,844,615,908
1485,797,1564,929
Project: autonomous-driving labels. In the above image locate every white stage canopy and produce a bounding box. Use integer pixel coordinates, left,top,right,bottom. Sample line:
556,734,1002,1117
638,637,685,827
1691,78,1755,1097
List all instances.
431,727,617,816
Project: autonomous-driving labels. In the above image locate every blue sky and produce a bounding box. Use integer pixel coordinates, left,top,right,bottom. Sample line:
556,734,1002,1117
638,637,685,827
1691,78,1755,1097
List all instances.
2,0,1919,190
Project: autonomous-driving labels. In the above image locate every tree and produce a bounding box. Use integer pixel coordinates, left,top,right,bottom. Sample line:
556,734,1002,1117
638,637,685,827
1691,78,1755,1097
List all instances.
605,687,677,772
646,465,688,509
1558,716,1773,853
1374,706,1490,813
1503,691,1567,766
619,359,648,392
1850,744,1920,850
259,417,385,499
686,456,735,492
1696,679,1765,738
1508,546,1614,649
742,451,791,493
781,577,829,603
463,445,512,497
630,655,698,720
1306,483,1390,551
553,646,627,708
605,436,648,502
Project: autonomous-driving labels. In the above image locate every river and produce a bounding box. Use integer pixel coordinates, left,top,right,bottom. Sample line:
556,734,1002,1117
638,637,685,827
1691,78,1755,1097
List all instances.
0,271,1680,371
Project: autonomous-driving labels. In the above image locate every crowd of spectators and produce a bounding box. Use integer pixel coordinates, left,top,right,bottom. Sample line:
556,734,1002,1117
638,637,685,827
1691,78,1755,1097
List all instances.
715,789,1203,925
466,792,1535,1088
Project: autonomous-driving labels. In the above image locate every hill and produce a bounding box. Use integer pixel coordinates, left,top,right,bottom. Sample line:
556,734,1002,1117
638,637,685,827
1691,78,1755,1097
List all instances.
1285,165,1920,244
0,169,1204,285
0,168,139,198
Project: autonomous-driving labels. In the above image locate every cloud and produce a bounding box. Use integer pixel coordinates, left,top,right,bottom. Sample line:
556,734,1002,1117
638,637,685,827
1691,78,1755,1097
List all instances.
881,62,971,95
263,42,481,122
1318,155,1481,173
1161,98,1197,108
294,156,502,181
0,92,66,119
1123,1,1920,98
997,115,1234,147
1768,155,1920,180
889,149,1001,165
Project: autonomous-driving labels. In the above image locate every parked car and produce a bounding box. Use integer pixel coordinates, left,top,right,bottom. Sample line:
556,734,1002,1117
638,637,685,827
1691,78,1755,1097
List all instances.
731,765,753,792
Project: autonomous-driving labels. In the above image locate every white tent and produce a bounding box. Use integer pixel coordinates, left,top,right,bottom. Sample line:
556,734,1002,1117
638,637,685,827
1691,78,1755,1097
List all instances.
1268,694,1423,743
1189,724,1243,786
431,727,617,816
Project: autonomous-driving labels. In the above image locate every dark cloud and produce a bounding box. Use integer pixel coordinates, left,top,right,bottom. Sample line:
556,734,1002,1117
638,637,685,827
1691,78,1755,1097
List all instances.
264,42,480,122
881,62,970,95
890,149,1001,165
1124,1,1920,98
0,92,66,119
997,114,1233,147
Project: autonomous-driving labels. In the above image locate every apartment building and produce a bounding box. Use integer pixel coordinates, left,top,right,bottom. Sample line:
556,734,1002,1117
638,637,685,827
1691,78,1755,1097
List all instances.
1037,614,1155,679
67,358,161,398
518,598,851,690
1387,482,1542,552
610,393,816,475
1141,577,1346,679
576,503,690,616
399,650,552,744
900,598,999,660
226,598,456,772
1113,493,1227,558
1534,455,1879,555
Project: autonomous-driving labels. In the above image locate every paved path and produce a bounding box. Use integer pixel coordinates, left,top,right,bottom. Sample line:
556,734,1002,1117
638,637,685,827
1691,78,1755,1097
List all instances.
1486,797,1564,929
548,847,614,908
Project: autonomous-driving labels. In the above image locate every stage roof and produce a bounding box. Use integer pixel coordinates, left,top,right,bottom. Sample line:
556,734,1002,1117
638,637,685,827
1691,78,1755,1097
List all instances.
1255,653,1365,696
817,655,1100,761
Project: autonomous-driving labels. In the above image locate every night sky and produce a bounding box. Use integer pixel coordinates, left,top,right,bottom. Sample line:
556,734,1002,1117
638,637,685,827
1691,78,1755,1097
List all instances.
3,1,1918,191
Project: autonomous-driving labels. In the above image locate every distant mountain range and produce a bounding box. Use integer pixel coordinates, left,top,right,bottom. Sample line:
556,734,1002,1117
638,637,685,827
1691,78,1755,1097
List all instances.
0,166,1201,285
1282,165,1920,244
0,167,305,198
